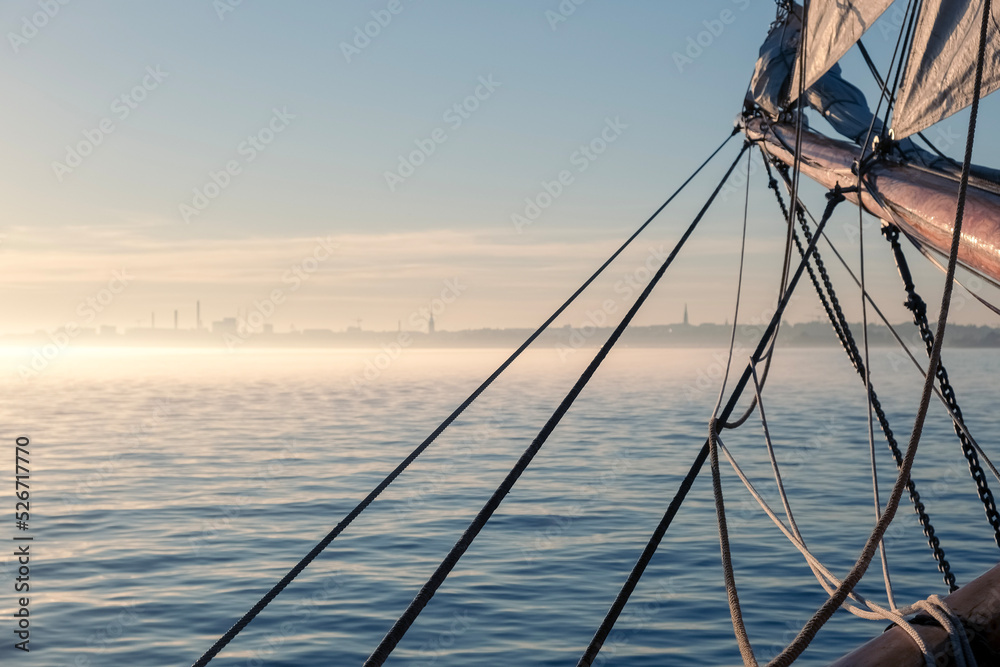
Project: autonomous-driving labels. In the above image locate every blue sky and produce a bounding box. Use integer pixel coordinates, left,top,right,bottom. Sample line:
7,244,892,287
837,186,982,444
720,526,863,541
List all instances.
1,0,998,333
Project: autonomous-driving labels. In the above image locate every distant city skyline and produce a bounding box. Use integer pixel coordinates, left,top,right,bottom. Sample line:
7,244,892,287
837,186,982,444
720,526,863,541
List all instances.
2,3,999,336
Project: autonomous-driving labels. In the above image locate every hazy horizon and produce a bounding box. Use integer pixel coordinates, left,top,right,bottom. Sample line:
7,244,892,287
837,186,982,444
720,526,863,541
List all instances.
3,1,999,337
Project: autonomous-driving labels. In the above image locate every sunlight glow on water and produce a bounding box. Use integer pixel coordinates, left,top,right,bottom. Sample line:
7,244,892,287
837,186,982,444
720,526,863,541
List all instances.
1,346,999,665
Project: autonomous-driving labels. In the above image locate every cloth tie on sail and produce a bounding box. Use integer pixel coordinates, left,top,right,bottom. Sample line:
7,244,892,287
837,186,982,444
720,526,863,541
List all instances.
748,2,895,147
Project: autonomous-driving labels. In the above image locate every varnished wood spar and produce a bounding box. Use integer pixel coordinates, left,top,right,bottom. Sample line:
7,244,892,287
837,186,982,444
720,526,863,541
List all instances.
830,562,1000,665
743,118,1000,286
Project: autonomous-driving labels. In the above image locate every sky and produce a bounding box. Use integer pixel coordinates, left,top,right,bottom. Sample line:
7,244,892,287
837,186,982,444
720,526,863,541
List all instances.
1,0,999,334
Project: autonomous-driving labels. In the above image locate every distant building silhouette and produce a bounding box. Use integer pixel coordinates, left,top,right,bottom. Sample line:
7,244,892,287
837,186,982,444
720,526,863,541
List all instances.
428,314,435,335
683,304,689,326
212,317,238,335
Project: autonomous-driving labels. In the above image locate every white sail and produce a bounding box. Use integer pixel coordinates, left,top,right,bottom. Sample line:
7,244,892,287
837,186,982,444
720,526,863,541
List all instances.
787,0,894,105
892,0,1000,139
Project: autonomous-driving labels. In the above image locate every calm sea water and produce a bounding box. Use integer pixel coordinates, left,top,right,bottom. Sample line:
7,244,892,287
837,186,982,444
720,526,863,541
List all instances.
2,345,1000,666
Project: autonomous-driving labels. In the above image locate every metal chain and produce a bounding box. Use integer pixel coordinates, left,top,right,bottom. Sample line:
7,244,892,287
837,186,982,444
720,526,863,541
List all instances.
883,223,1000,550
765,161,956,590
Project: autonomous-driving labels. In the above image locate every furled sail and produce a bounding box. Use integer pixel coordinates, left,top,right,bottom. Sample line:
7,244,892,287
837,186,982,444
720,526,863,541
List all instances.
892,0,1000,139
786,0,894,105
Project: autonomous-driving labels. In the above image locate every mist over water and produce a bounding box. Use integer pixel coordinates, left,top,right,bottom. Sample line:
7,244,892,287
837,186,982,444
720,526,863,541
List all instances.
3,346,999,665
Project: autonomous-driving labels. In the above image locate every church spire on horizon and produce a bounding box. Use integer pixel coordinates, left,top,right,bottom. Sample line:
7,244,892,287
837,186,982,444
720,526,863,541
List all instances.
683,303,689,326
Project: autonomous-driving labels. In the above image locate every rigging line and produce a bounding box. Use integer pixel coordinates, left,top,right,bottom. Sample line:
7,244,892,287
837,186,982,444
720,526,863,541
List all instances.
856,37,948,160
712,187,848,667
803,204,1000,491
768,1,993,662
713,434,935,653
900,228,1000,315
715,146,754,421
723,147,780,430
859,170,896,610
852,174,1000,504
749,360,801,543
785,0,810,299
579,184,847,667
883,0,923,132
743,359,896,620
771,159,957,590
187,131,738,667
363,144,751,667
858,0,918,162
575,439,710,667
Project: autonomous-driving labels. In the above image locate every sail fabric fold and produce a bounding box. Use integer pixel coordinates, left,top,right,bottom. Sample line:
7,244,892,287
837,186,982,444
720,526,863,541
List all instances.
892,0,1000,139
787,0,894,105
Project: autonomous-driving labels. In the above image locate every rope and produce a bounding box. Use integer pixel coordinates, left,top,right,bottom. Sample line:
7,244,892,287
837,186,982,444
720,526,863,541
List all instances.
857,131,896,610
716,146,754,424
575,441,710,666
767,159,957,591
579,144,756,666
363,144,751,666
720,430,978,667
186,133,740,667
911,595,978,667
711,187,846,667
767,1,992,661
709,144,760,667
578,180,846,667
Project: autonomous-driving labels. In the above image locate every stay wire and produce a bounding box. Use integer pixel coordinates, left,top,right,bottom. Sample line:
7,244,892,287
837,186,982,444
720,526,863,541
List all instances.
580,180,846,667
364,144,751,667
188,131,737,667
575,143,755,667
